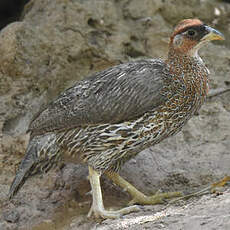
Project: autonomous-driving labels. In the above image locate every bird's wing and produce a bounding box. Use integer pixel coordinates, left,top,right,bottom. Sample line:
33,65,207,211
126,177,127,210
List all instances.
29,59,170,135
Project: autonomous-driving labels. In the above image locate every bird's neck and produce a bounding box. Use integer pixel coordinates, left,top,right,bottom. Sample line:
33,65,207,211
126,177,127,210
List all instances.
166,47,204,70
166,46,209,100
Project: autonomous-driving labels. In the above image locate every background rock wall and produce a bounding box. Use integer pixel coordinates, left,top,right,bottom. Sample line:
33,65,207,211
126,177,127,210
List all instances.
0,0,230,229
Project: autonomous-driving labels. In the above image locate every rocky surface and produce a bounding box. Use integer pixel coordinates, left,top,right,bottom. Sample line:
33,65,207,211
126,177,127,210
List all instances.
0,0,230,229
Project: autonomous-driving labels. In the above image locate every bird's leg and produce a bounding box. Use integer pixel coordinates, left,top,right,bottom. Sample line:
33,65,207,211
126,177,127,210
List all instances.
105,171,182,205
87,166,140,219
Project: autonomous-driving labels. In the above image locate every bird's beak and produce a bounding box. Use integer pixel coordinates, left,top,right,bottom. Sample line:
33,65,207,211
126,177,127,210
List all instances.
202,26,225,41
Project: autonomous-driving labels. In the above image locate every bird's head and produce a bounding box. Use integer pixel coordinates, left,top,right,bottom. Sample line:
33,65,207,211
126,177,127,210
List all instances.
169,19,224,58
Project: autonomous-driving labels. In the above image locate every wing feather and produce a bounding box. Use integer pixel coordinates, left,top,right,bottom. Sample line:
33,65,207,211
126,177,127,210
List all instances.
29,59,169,135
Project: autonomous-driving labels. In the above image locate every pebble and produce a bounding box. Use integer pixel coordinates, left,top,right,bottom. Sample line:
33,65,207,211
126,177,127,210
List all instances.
3,210,20,223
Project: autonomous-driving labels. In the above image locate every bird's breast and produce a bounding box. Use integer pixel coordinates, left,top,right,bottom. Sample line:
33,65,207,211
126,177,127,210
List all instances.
139,62,209,143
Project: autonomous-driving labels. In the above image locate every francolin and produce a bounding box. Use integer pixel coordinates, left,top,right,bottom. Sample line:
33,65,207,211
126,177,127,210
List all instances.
9,19,224,219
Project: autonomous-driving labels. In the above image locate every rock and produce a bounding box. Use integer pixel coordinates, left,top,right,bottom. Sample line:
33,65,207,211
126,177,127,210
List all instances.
0,0,230,229
90,189,230,230
3,210,19,223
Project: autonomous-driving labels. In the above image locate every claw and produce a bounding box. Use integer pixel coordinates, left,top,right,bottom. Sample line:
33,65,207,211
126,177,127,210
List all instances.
128,198,137,206
88,205,140,219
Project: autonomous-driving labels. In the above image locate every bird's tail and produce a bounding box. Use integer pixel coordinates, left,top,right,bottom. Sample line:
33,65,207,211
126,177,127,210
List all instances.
8,143,38,199
8,134,60,200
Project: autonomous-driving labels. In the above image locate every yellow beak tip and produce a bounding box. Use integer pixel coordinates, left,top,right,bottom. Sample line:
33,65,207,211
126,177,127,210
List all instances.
203,26,225,41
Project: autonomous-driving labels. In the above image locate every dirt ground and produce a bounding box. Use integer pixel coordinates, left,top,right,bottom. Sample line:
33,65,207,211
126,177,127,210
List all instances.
0,132,230,230
0,0,230,229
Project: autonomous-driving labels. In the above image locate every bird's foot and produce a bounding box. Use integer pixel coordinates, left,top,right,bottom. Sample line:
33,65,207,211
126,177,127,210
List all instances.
211,176,230,193
129,191,182,205
105,171,182,206
88,166,140,219
166,176,230,206
87,204,140,219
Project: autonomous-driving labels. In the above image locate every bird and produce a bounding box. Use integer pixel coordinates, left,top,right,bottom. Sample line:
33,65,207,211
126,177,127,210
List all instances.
8,19,224,219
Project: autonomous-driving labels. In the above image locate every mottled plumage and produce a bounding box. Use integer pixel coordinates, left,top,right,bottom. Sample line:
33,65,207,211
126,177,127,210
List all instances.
29,60,168,134
9,19,224,219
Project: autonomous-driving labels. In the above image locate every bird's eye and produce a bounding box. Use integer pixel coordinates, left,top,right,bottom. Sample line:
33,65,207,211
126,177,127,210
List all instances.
187,30,196,37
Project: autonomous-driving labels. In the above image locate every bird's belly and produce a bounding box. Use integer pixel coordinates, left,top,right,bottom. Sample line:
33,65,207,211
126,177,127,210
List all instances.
139,91,207,146
56,92,205,172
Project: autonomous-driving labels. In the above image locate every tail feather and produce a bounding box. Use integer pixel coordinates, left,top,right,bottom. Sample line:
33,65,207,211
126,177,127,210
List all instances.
8,133,60,200
8,145,37,200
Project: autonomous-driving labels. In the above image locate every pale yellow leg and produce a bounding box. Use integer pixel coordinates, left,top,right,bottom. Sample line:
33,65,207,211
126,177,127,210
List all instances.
105,171,182,205
87,166,140,219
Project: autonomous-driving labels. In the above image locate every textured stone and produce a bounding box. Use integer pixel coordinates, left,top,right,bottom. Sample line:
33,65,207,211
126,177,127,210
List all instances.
0,0,230,229
3,210,19,223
